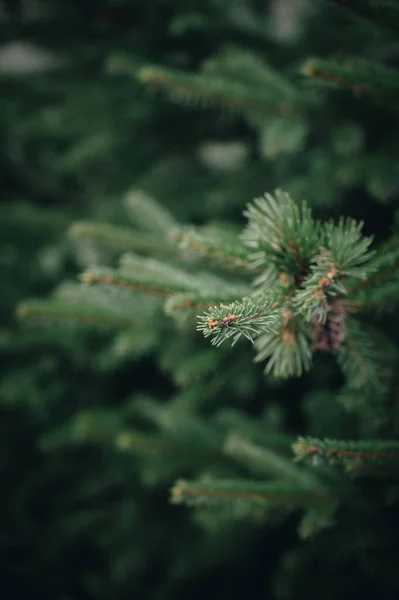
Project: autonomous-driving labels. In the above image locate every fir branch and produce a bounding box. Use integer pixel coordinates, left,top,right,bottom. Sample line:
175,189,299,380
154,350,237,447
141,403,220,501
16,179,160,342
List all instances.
336,318,384,398
119,252,235,295
324,218,374,279
54,281,160,320
214,409,293,451
130,396,224,449
347,239,399,296
172,350,221,388
177,226,257,272
165,289,251,315
69,220,174,254
293,436,399,471
260,114,308,158
81,255,234,300
138,65,299,116
115,431,222,462
298,504,337,539
201,46,300,100
122,189,179,234
254,311,313,378
111,329,159,359
197,295,279,347
352,281,399,312
242,189,322,282
17,282,160,335
17,300,134,329
195,190,377,377
81,266,171,296
302,58,399,105
350,262,399,295
171,478,326,507
294,218,374,322
224,434,324,492
44,406,225,461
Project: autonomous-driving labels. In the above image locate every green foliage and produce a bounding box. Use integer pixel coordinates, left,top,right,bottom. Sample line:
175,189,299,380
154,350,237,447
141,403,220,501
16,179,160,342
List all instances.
4,1,399,600
242,190,322,275
197,296,280,346
302,57,399,104
137,58,307,117
293,436,399,473
254,312,313,378
171,478,325,512
196,190,376,376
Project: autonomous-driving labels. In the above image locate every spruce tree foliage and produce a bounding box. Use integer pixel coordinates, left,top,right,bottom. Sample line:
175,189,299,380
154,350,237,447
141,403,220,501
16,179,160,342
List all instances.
3,0,399,599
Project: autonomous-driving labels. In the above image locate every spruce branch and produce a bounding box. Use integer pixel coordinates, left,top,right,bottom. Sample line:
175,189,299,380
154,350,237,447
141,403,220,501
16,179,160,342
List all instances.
114,431,223,462
197,295,279,347
195,189,379,378
80,253,235,300
201,46,301,102
224,434,325,492
138,65,300,116
172,351,222,388
177,226,257,272
171,479,326,508
119,252,234,294
351,263,399,296
16,300,134,330
69,220,174,255
16,280,159,331
43,414,226,470
110,329,159,359
298,504,337,539
165,289,251,316
254,311,313,378
242,190,322,281
352,281,399,312
302,58,399,105
293,436,399,473
54,281,160,319
336,318,385,404
346,238,399,296
324,218,374,279
122,189,179,234
214,409,293,451
260,114,308,158
80,266,171,296
294,218,374,322
130,396,224,449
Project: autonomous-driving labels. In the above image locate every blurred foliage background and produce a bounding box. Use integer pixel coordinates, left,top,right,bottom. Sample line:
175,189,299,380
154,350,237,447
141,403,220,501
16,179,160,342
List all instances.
2,1,399,599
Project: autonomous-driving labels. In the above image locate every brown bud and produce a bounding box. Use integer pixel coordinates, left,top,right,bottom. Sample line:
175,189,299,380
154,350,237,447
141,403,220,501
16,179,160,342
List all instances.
319,277,329,288
326,266,337,280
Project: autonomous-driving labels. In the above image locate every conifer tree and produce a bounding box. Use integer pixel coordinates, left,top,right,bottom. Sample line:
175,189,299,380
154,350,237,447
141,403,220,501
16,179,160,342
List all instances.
4,0,399,599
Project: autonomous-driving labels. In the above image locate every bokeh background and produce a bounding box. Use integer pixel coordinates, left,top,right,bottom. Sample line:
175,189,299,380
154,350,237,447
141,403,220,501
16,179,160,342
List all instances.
2,1,399,599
